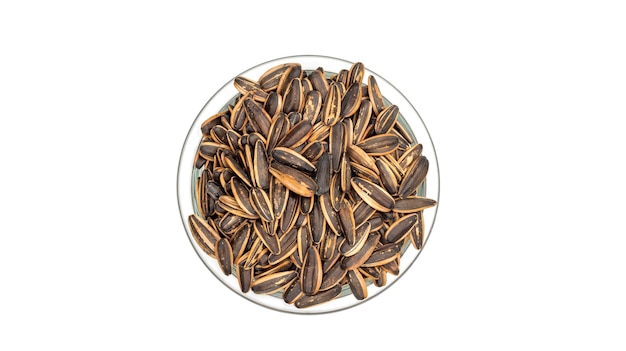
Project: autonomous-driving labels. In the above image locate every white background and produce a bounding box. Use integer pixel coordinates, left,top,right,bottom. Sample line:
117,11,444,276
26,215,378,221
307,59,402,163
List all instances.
1,0,625,349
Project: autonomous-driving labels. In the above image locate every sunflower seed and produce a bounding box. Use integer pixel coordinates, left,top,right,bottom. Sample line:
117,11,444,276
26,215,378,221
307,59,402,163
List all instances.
410,211,424,250
348,62,365,85
398,156,429,198
374,105,399,135
340,82,362,118
259,63,293,91
323,82,342,126
376,159,399,195
253,140,270,190
301,246,323,295
263,91,282,117
231,178,256,217
351,177,395,212
309,200,326,244
251,270,297,295
315,152,331,195
252,220,280,255
330,123,344,173
384,213,418,244
302,90,322,122
267,228,298,265
341,233,380,270
271,177,289,220
272,147,316,173
319,260,347,291
188,214,221,251
320,194,342,236
230,224,251,262
269,161,317,198
294,285,342,309
398,143,423,170
347,144,378,173
217,238,233,275
367,75,385,115
224,154,252,187
234,76,268,103
283,78,304,114
236,263,252,293
307,69,329,99
340,222,371,257
357,134,400,156
266,113,290,152
339,199,356,245
347,269,367,300
279,119,313,149
393,196,437,213
361,242,402,267
283,278,304,304
250,188,275,222
243,98,271,138
280,191,300,233
300,141,324,162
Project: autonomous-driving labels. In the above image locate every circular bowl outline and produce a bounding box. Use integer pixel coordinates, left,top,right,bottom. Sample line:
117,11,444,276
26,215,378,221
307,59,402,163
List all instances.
177,54,440,314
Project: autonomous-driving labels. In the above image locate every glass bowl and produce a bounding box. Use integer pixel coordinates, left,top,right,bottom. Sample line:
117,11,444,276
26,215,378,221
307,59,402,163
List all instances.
177,55,439,314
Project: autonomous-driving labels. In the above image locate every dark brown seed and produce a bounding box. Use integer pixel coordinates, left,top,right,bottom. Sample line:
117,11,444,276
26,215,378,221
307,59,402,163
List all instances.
330,123,344,173
300,141,324,161
347,144,378,173
302,90,322,122
200,111,227,136
280,191,300,233
376,159,399,195
266,113,290,152
217,238,233,275
251,270,297,295
340,222,371,257
382,257,400,276
253,140,270,190
335,69,349,86
367,75,385,115
294,285,342,309
348,62,365,85
308,69,329,100
315,153,331,195
272,147,316,173
250,188,275,222
279,64,302,95
283,278,304,304
279,119,313,149
323,82,342,126
340,152,352,193
398,143,423,170
374,105,399,135
188,214,221,251
219,213,246,235
321,238,342,274
269,161,317,198
210,125,229,145
263,91,282,117
398,156,429,198
283,78,304,114
347,269,368,300
410,211,424,250
351,177,395,212
297,225,312,263
319,260,347,291
340,82,362,118
353,200,377,224
393,196,437,213
234,76,268,102
230,224,251,262
199,142,228,159
237,263,252,293
271,177,289,219
384,213,418,244
309,200,326,244
300,195,314,214
188,216,216,257
301,246,323,295
224,154,252,187
341,233,381,270
231,178,256,217
253,220,280,255
259,63,293,91
394,120,415,145
243,98,272,138
357,134,400,156
339,199,356,245
320,194,342,236
268,228,298,265
362,242,402,267
330,173,343,212
353,100,372,144
367,214,385,232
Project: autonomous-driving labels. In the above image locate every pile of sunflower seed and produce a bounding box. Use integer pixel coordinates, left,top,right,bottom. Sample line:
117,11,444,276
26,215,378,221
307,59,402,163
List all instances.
188,62,436,308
